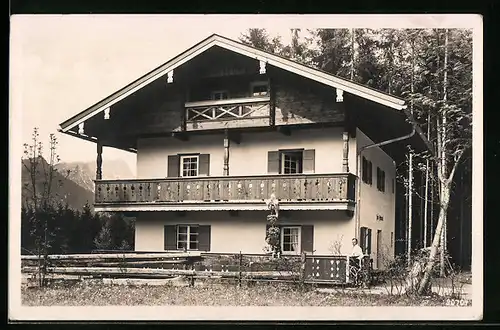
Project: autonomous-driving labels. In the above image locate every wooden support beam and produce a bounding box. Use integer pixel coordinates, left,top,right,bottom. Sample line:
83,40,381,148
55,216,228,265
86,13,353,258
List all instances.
342,131,349,173
223,129,230,176
336,88,344,102
259,60,266,74
96,141,103,180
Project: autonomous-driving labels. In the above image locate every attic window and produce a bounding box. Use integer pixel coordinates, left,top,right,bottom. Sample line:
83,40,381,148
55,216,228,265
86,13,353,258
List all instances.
211,90,229,100
250,81,269,97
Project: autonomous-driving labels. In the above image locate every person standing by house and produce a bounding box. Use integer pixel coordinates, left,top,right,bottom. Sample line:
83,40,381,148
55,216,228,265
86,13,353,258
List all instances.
351,238,364,259
349,238,367,286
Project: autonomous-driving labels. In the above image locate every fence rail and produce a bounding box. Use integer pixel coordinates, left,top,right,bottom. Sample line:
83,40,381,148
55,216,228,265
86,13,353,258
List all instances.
21,252,371,287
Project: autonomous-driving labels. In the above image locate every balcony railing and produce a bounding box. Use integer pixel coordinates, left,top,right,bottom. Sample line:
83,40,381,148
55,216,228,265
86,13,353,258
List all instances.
94,173,356,208
184,96,271,131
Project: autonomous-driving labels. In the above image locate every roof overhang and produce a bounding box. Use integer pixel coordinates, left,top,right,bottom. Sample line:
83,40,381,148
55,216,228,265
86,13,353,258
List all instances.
59,33,407,134
94,201,355,212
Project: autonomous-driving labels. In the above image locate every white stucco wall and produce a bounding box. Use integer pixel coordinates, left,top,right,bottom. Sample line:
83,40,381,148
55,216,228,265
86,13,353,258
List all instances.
133,126,396,266
135,210,355,255
136,127,357,178
355,128,396,268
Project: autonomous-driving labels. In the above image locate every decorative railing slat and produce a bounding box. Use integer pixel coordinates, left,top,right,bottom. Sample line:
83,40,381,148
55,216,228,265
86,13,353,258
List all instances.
186,99,270,122
95,174,356,205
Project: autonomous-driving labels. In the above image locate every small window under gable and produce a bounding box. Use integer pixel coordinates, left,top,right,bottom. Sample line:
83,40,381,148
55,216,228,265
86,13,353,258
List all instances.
211,90,229,100
250,81,269,97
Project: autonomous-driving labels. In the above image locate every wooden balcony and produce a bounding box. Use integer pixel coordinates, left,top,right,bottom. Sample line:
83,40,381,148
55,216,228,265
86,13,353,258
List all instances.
94,173,356,212
184,96,271,131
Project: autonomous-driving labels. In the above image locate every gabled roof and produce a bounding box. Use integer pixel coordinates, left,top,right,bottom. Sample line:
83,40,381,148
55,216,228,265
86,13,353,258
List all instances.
59,33,407,132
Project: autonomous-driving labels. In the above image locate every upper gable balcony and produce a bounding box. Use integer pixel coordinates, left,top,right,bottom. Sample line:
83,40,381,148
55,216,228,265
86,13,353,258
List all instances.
183,77,272,131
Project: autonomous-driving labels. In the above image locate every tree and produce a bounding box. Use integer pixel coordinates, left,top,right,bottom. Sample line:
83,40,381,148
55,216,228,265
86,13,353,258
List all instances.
22,128,66,286
94,216,112,250
311,29,353,78
410,29,472,294
239,28,284,54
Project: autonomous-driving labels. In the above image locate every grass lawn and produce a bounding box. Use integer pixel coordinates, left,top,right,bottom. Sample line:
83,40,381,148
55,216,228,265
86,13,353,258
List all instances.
22,280,451,306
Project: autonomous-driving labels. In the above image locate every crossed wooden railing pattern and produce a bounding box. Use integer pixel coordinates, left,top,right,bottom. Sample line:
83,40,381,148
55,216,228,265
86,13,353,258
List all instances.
185,97,270,122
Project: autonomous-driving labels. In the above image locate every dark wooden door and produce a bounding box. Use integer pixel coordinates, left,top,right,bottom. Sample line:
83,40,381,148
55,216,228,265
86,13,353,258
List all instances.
376,229,382,269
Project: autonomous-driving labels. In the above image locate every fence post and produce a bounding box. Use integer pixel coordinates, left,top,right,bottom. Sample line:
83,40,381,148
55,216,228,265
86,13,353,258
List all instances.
300,252,306,284
238,251,242,287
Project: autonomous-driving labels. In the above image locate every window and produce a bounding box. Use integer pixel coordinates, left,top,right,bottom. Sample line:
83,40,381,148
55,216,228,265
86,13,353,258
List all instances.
281,151,303,174
281,226,301,254
376,167,386,192
177,225,199,250
250,81,269,96
180,155,199,177
211,90,229,100
362,157,373,185
268,149,314,175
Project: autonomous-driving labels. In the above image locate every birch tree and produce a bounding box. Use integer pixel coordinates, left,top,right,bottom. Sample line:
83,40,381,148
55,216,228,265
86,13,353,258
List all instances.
412,29,473,294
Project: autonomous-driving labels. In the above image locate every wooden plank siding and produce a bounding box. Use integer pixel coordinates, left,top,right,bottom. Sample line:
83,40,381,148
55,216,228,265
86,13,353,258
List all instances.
80,61,347,149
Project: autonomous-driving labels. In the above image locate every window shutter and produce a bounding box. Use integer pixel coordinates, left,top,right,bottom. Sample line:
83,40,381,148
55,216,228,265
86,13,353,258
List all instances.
362,157,367,183
198,225,211,251
368,161,373,185
267,151,280,174
302,149,315,174
367,228,372,255
300,225,314,254
376,167,380,189
164,225,177,250
359,227,367,253
167,155,180,178
199,154,210,176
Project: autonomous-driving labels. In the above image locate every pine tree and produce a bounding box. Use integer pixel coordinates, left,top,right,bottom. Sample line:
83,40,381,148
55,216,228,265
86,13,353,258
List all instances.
312,29,352,78
239,28,283,54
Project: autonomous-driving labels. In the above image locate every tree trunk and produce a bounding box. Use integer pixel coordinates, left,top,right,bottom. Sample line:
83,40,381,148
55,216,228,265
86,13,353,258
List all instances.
350,28,355,81
439,28,449,277
417,29,453,295
417,181,451,294
407,151,413,266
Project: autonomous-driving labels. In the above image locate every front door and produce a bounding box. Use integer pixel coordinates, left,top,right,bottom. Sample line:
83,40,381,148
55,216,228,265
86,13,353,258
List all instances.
376,230,382,269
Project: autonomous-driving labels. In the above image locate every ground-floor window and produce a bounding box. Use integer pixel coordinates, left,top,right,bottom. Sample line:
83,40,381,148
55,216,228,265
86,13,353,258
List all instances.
281,226,301,254
177,225,199,250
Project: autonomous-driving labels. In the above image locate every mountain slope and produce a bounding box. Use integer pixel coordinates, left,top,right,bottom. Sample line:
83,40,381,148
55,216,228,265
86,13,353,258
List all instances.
22,158,95,210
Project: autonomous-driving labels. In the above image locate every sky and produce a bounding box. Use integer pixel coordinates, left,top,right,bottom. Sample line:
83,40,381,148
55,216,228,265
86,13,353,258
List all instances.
10,14,480,177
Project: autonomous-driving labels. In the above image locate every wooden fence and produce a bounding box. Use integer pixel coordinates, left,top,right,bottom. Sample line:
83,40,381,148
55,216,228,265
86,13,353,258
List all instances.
21,252,371,287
